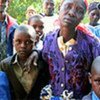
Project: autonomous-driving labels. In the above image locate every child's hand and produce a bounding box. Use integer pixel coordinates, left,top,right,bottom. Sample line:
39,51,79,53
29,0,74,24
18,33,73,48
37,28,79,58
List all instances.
25,50,38,72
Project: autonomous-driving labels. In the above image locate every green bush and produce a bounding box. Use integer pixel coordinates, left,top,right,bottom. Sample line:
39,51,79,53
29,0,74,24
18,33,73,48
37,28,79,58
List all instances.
7,0,99,24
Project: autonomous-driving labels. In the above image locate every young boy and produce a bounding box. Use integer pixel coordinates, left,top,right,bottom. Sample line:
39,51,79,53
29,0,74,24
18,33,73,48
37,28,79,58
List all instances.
28,15,44,50
82,56,100,100
88,2,100,26
0,25,50,100
23,5,36,24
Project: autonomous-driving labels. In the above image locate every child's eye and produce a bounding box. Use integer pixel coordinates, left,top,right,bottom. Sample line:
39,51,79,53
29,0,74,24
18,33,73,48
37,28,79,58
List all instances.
15,40,21,44
95,80,100,84
25,40,33,45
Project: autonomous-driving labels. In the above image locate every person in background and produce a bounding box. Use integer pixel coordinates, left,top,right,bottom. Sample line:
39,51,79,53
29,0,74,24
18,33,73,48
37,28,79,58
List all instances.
23,5,37,24
28,14,44,50
85,2,100,38
88,2,100,26
40,0,58,35
0,25,50,100
0,71,11,100
82,56,100,100
0,0,18,61
41,0,100,99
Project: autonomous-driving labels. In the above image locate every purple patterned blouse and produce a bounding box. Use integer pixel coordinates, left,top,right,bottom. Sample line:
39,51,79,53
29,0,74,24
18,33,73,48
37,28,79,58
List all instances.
42,29,100,99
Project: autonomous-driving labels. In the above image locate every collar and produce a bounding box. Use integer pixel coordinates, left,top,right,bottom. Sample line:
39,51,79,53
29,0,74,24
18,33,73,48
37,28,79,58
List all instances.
58,36,77,47
12,54,19,64
92,91,100,100
57,36,77,56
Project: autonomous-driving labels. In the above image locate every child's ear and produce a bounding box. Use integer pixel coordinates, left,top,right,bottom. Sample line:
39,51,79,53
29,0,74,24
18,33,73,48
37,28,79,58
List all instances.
88,72,92,84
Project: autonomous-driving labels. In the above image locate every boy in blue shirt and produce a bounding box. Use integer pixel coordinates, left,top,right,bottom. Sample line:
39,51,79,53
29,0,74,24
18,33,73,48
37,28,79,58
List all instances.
82,56,100,100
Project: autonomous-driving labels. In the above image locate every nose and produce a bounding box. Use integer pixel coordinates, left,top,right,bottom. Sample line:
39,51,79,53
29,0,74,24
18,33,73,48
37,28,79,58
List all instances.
20,42,26,48
35,27,41,34
48,4,52,9
68,8,76,17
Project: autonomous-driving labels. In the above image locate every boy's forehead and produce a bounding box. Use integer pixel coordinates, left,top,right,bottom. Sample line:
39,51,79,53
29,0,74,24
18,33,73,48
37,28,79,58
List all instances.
91,56,100,74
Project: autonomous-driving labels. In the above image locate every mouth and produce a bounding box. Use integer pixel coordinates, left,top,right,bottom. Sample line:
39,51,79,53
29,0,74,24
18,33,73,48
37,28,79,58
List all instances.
19,50,27,54
63,18,73,24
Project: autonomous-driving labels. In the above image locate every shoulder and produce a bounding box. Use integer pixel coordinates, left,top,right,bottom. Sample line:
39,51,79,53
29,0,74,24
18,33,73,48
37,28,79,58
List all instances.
77,29,99,44
44,29,59,42
0,56,13,64
6,14,18,28
0,55,15,70
82,92,92,100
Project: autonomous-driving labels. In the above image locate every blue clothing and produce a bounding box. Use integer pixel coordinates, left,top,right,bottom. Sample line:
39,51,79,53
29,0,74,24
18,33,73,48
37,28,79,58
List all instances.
0,71,11,100
95,25,100,38
86,24,100,38
6,15,18,57
0,19,8,60
0,14,18,61
92,91,100,100
82,91,100,100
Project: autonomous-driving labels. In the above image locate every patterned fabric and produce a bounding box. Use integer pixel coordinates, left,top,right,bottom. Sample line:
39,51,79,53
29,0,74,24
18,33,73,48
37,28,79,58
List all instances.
42,29,100,99
0,18,7,61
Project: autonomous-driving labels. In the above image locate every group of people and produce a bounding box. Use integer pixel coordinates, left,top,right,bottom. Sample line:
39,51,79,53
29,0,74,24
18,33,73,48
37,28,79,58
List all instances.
0,0,100,100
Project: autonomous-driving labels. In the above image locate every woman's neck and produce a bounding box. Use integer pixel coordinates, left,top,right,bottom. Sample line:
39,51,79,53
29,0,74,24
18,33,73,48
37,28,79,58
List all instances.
59,27,76,43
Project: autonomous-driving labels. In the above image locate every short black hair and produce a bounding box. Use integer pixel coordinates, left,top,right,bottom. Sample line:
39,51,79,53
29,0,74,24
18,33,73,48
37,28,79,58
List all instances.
28,14,43,24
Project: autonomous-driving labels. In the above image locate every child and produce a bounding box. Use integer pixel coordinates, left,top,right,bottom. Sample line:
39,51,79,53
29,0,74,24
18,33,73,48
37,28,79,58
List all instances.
23,6,36,24
0,24,50,100
82,56,100,100
88,2,100,26
28,15,44,50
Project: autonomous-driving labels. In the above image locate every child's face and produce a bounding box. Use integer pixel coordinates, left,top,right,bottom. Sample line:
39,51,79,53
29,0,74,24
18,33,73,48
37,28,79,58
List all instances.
89,9,100,25
29,19,44,42
89,71,100,98
26,10,36,19
13,31,34,60
0,0,8,13
43,0,54,16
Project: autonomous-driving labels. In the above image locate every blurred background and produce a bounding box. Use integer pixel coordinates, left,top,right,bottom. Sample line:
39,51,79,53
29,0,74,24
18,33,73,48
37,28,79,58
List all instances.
8,0,100,24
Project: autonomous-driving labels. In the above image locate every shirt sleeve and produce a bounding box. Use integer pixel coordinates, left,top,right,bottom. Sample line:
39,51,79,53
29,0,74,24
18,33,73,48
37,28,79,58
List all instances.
0,71,11,100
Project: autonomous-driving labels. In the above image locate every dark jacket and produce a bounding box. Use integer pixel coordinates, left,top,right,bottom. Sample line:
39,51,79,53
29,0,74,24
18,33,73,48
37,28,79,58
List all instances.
0,52,50,100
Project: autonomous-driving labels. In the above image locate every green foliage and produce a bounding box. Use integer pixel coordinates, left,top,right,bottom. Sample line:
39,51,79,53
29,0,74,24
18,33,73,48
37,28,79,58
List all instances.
8,0,42,24
7,0,99,24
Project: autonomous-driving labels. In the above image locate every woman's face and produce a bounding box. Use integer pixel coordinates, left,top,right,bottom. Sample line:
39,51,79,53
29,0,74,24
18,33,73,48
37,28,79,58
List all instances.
59,0,86,28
